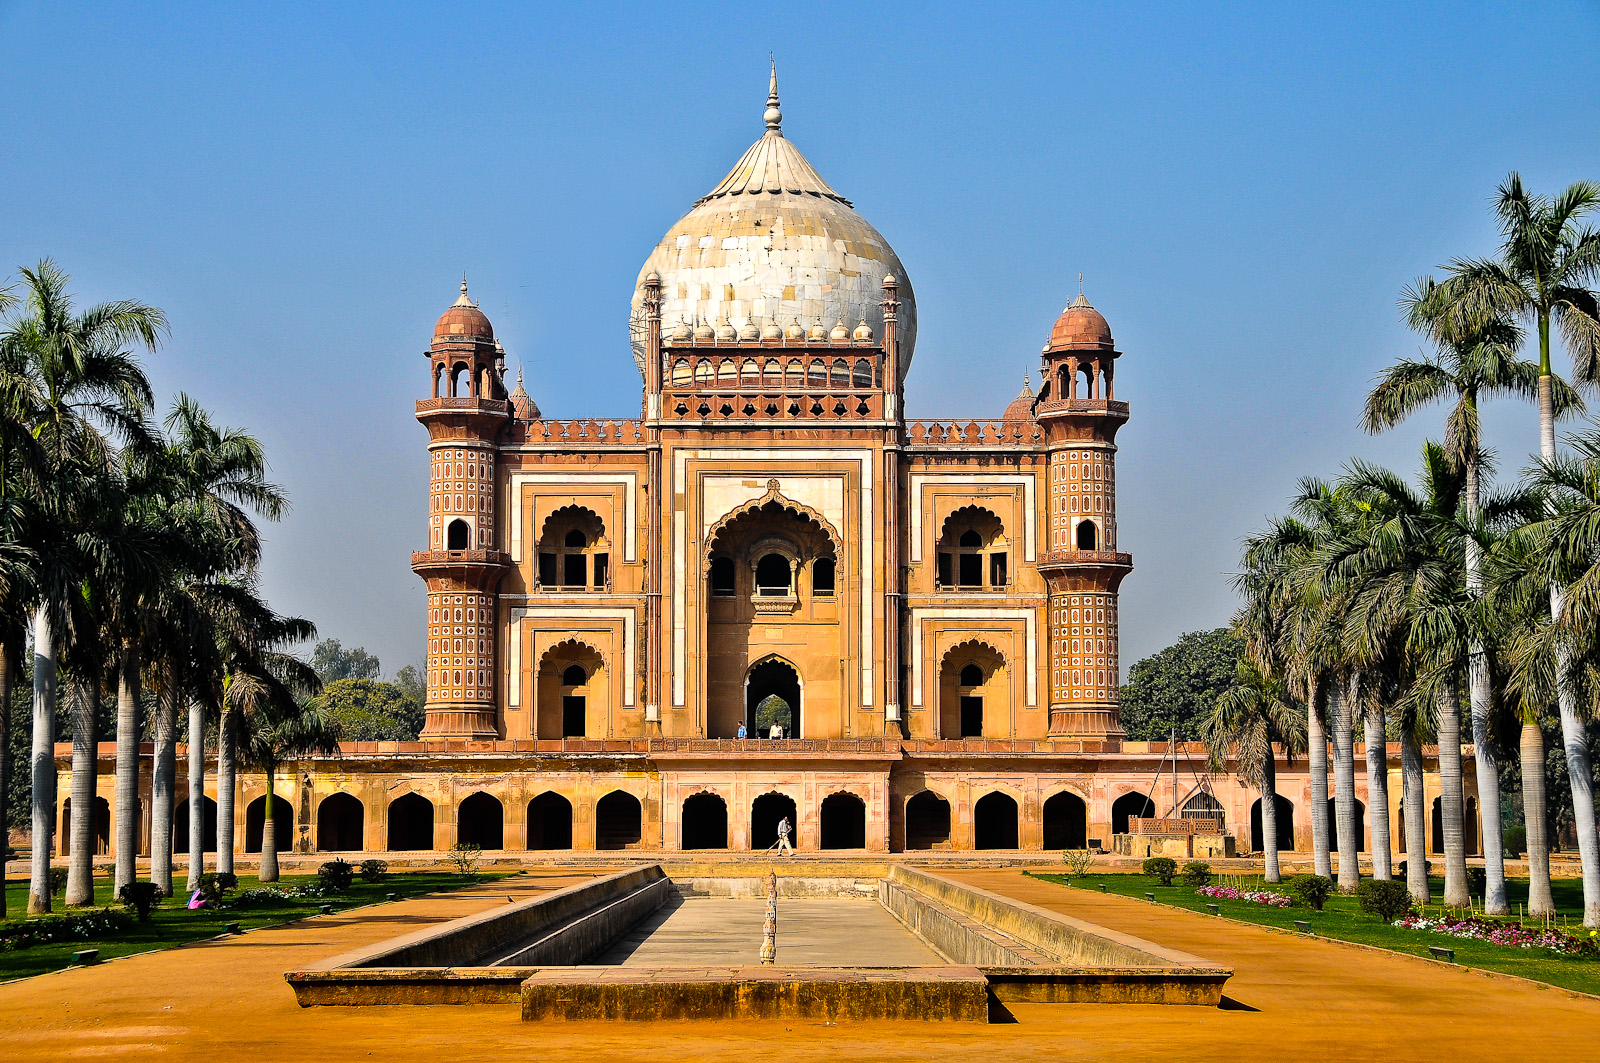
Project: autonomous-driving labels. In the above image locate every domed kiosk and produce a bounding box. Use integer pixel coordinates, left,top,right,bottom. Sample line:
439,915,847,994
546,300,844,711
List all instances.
628,65,916,381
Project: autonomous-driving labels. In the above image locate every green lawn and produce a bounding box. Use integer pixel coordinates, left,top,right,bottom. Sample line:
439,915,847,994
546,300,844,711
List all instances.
0,870,503,982
1030,871,1600,997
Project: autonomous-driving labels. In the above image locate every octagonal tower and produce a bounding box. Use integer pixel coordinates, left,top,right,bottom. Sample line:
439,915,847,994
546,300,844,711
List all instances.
413,280,511,739
1035,292,1133,741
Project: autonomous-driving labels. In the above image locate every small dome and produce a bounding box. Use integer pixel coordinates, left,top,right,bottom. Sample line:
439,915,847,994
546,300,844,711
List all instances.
509,365,541,420
672,319,693,340
784,320,804,340
1002,374,1037,422
829,320,850,341
853,320,873,341
760,319,782,341
715,318,737,342
694,319,716,341
738,319,760,341
808,321,826,341
434,279,493,342
1046,291,1113,352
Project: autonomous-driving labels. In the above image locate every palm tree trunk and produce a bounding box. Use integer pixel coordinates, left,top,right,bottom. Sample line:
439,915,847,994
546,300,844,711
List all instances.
28,606,58,914
1364,702,1392,880
216,706,236,876
1401,728,1429,903
1261,750,1281,883
1308,678,1331,878
113,645,142,893
65,676,98,907
1331,681,1360,891
1436,677,1469,907
149,683,177,895
1521,718,1556,916
260,770,279,883
0,628,13,920
185,696,206,893
1464,455,1508,914
1552,589,1600,927
1537,364,1597,924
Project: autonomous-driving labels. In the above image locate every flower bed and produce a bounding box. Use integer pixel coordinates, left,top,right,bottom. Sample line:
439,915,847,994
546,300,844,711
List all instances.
1398,914,1600,958
234,885,326,906
1195,884,1294,907
0,909,135,951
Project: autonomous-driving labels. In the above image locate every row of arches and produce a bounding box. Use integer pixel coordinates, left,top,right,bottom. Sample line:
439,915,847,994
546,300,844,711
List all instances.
680,791,866,850
905,790,1087,850
669,356,879,391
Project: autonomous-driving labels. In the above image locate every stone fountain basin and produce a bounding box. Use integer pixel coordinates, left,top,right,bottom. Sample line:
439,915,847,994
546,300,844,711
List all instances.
284,863,1230,1021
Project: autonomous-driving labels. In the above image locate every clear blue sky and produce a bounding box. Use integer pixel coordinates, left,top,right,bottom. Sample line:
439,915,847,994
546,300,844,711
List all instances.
2,1,1597,678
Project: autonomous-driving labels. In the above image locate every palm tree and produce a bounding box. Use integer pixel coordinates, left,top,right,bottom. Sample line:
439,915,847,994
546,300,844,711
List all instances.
1237,506,1335,878
1203,657,1305,882
135,396,285,893
1328,443,1539,907
1497,426,1600,920
1361,290,1554,912
1431,176,1600,926
239,691,332,882
0,260,162,913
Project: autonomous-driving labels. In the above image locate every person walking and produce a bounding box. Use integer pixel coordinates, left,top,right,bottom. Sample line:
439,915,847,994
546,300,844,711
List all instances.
776,815,794,856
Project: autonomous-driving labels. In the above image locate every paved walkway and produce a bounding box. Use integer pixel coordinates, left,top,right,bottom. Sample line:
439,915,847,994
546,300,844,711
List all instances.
1,867,1595,1062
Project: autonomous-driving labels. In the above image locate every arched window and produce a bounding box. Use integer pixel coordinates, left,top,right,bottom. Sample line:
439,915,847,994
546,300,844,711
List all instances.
807,360,827,387
755,553,792,595
959,664,984,687
671,359,692,386
811,557,835,597
537,507,608,591
762,360,782,387
710,555,736,596
561,664,587,738
852,359,872,388
937,508,1007,590
830,359,849,386
447,519,471,551
450,362,471,397
1076,519,1098,551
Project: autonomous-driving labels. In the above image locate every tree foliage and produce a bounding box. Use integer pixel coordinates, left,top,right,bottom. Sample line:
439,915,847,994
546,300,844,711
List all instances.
319,676,425,742
310,639,381,683
1118,629,1242,741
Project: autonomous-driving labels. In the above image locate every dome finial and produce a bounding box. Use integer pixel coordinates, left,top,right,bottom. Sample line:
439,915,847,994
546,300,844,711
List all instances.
764,56,782,134
453,273,477,308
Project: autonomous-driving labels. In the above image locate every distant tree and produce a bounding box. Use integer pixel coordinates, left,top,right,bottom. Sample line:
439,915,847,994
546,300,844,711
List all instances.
755,694,792,734
320,677,425,741
1118,629,1242,741
310,639,380,683
394,663,425,706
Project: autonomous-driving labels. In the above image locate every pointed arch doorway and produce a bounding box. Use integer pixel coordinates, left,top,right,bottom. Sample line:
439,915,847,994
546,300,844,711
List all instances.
745,657,801,738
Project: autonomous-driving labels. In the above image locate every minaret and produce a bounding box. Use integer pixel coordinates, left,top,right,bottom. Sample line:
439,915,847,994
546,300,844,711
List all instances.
1035,288,1132,741
413,279,511,739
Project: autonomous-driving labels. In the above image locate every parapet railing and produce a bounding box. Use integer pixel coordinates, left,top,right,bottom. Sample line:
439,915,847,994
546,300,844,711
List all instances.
904,420,1043,445
517,419,646,443
1032,399,1130,417
416,397,512,414
1128,816,1223,836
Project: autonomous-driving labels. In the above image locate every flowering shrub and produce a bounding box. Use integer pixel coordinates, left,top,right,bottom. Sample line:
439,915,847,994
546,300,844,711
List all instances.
1397,914,1600,959
0,909,135,951
1196,884,1294,907
235,885,324,906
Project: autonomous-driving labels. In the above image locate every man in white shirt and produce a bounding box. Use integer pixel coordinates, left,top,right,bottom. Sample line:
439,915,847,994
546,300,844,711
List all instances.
776,815,794,856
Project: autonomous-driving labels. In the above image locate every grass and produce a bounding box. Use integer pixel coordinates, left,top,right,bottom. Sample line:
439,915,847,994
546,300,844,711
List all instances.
0,869,504,982
1030,870,1600,997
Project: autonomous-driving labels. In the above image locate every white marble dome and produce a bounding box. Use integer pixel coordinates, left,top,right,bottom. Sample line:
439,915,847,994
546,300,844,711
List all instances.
629,69,916,380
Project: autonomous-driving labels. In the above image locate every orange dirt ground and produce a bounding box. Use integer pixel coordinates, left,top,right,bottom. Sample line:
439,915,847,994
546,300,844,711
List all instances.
1,866,1595,1061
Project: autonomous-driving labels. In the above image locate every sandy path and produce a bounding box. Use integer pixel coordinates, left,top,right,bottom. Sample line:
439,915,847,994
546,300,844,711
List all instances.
0,866,1593,1061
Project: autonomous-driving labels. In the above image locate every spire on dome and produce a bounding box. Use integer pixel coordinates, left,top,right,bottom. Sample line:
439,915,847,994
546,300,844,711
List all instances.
508,362,540,419
765,57,782,133
454,275,477,309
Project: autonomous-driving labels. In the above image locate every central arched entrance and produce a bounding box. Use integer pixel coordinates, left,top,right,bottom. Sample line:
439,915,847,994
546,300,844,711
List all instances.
751,791,798,851
746,657,801,738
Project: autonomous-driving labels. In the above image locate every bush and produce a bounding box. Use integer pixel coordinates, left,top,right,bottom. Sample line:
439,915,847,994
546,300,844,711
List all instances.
1141,857,1178,885
48,868,68,895
1357,879,1415,921
1287,874,1334,912
196,872,238,906
1502,825,1526,859
317,859,355,892
448,842,483,876
1465,866,1487,899
1181,861,1213,887
119,882,163,922
1061,849,1095,877
358,859,389,884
